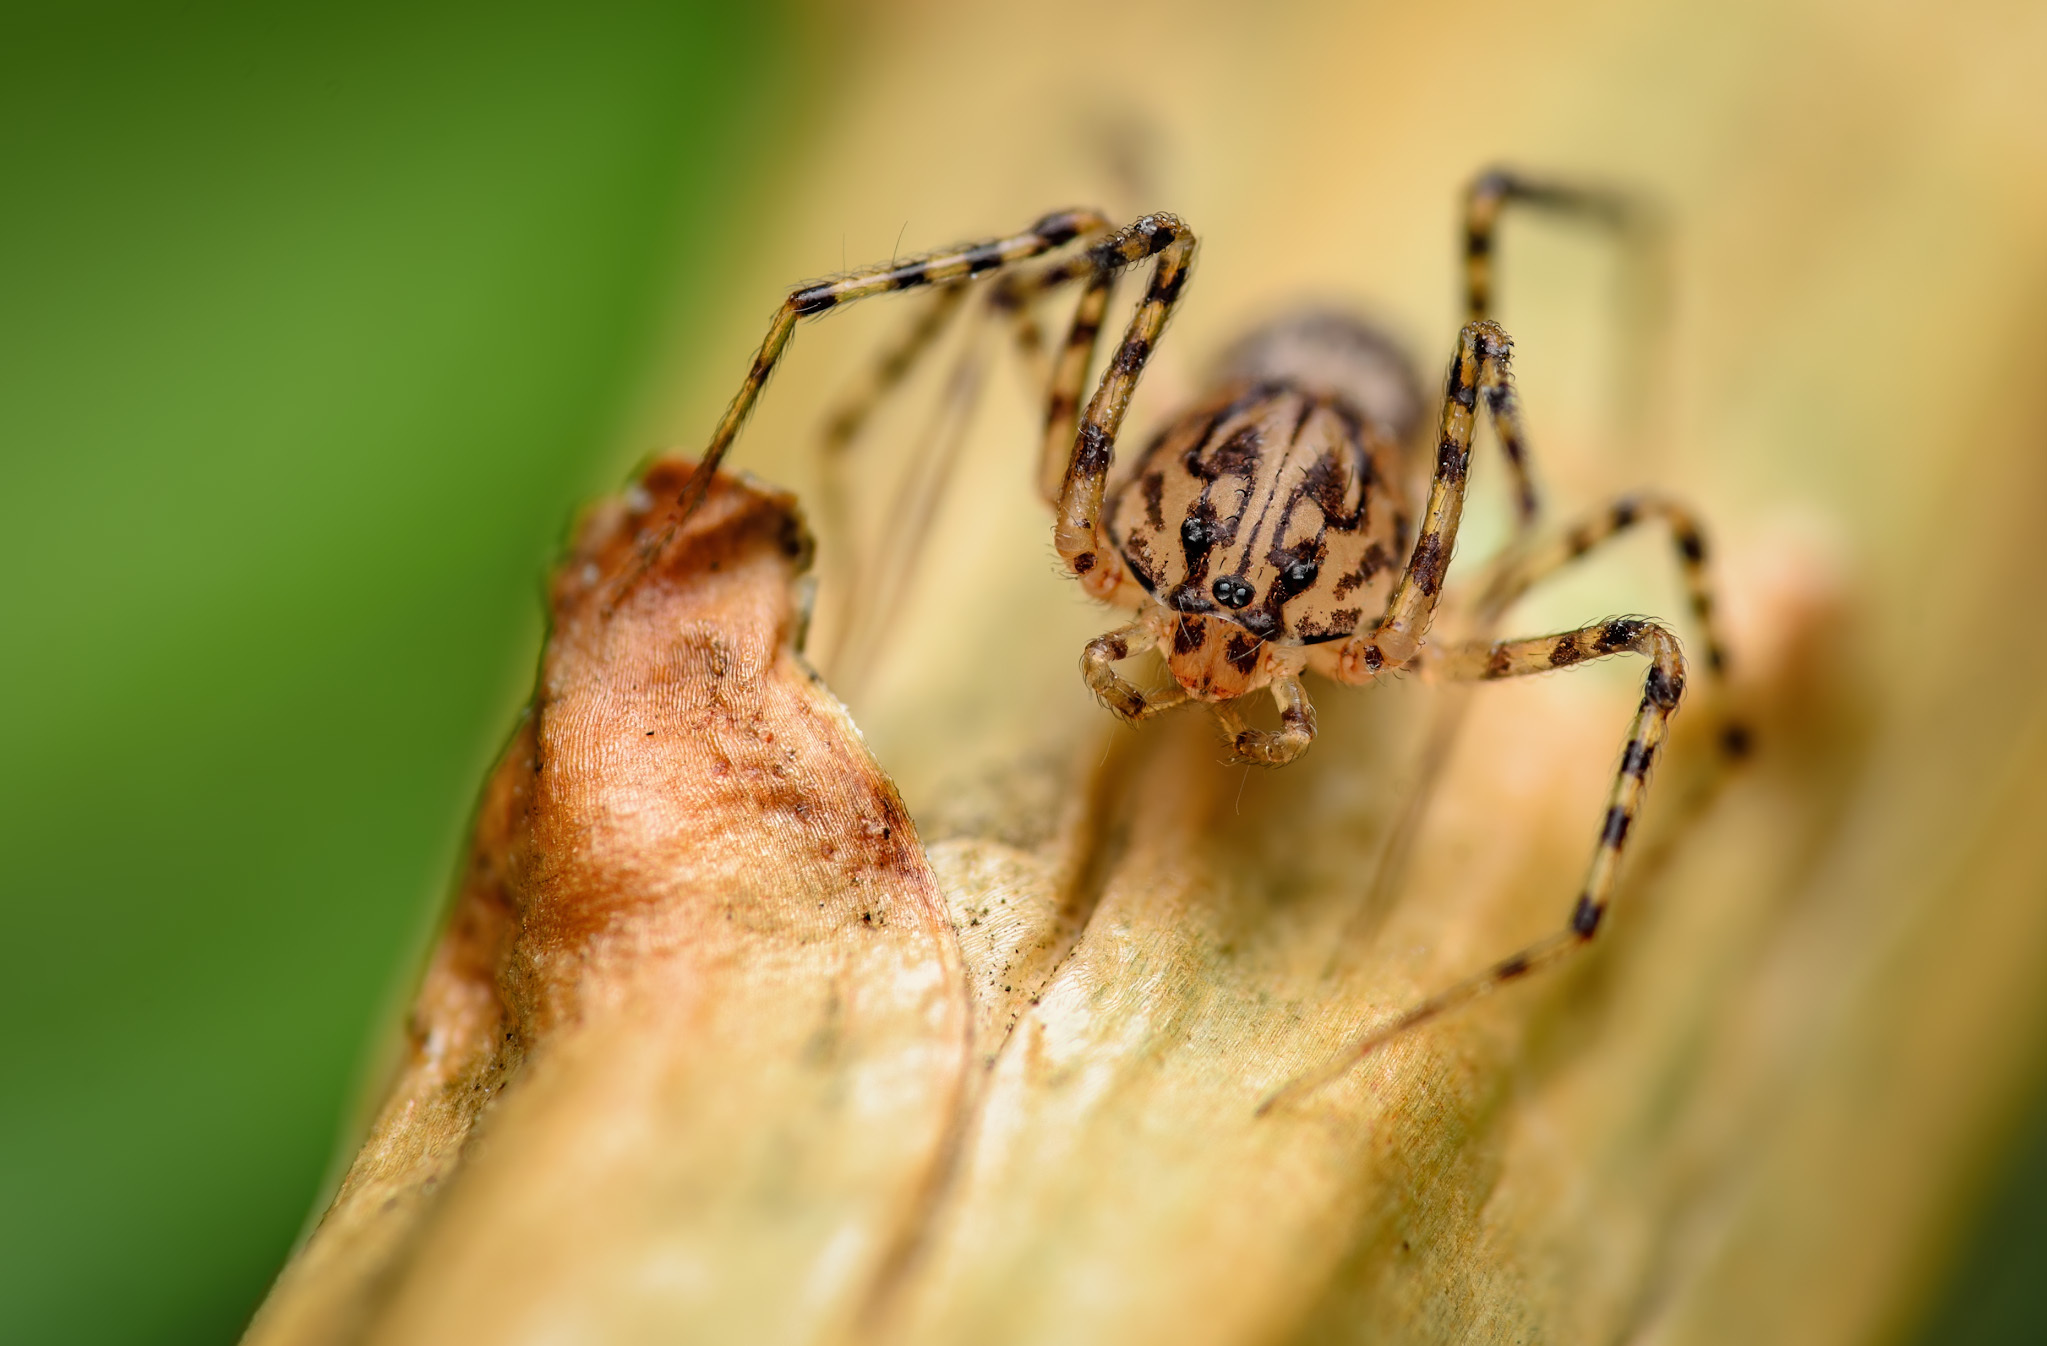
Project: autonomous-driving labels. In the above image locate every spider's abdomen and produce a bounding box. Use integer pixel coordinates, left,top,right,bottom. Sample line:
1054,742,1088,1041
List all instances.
1106,381,1406,645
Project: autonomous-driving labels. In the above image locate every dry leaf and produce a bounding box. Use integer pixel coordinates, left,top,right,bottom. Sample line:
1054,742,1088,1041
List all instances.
246,466,970,1343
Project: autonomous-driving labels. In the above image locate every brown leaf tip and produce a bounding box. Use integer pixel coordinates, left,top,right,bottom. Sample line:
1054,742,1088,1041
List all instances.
559,457,814,621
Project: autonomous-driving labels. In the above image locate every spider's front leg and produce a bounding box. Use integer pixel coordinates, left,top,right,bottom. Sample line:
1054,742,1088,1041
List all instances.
1038,214,1205,725
691,208,1112,510
1046,215,1199,601
606,208,1112,609
1329,318,1526,682
1340,622,1683,1054
1417,618,1686,938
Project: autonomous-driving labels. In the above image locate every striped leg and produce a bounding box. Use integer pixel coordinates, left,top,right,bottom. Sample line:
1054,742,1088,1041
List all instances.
820,223,1168,675
1332,319,1529,679
612,207,1109,601
1472,493,1748,754
1025,254,1119,506
1083,619,1188,722
832,229,1176,667
824,308,1001,685
1053,214,1199,601
819,230,1116,470
1215,671,1318,766
1260,617,1685,1113
817,283,973,458
1464,167,1636,322
1463,168,1642,521
1478,494,1727,666
814,237,1121,673
810,283,972,665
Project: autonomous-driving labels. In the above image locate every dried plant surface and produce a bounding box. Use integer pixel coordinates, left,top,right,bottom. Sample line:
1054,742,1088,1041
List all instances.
246,467,972,1344
252,4,2047,1343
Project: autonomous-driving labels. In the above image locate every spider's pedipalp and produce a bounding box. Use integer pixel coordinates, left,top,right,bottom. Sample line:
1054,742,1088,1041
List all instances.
1082,616,1186,723
1214,671,1318,767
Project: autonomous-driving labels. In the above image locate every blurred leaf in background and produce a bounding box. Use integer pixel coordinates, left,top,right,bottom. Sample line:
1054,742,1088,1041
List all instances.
0,2,796,1341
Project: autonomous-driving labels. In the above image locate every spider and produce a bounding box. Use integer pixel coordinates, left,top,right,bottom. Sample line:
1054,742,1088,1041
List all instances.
645,169,1740,1075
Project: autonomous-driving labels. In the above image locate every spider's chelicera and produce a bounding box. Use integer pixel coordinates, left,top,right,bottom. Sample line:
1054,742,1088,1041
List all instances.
650,169,1746,1079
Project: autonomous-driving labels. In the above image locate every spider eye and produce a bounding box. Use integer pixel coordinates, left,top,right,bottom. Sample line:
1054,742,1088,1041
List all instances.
1180,516,1207,547
1284,560,1320,589
1211,576,1255,609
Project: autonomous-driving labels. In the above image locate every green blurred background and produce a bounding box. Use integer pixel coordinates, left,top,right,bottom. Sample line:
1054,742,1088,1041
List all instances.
0,2,795,1339
0,2,2040,1342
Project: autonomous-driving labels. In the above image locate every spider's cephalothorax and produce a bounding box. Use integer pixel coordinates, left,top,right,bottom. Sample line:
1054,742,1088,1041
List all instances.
1103,313,1420,710
663,170,1743,1076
